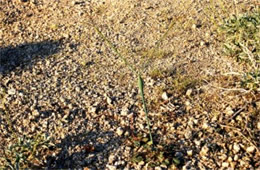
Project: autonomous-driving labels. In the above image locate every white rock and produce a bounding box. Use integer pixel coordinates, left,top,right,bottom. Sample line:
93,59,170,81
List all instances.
184,130,192,139
222,162,229,168
257,122,260,130
255,101,260,109
60,97,66,103
200,145,209,156
219,154,227,160
185,100,190,106
194,140,201,146
68,103,73,109
233,143,240,153
116,127,124,136
202,122,209,129
89,106,97,113
191,24,197,30
234,155,239,161
106,97,112,105
121,107,129,116
161,92,168,100
234,116,242,123
187,150,193,156
108,155,115,164
32,110,40,117
124,131,129,136
138,161,145,166
75,86,81,92
18,92,24,97
106,165,117,170
155,167,162,170
225,106,234,115
8,89,16,95
188,119,194,127
186,89,192,96
193,119,198,125
246,146,255,153
160,164,167,169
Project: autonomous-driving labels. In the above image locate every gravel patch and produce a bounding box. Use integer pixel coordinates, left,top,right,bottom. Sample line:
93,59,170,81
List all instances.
0,0,259,169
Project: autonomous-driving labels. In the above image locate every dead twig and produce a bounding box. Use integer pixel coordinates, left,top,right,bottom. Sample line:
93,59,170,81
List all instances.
219,123,259,153
227,105,247,122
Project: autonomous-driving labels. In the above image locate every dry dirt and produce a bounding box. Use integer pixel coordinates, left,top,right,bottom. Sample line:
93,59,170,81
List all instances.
0,0,259,169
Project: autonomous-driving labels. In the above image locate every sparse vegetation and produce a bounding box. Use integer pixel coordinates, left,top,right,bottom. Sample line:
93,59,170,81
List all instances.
128,133,181,168
171,73,200,95
1,134,54,169
219,9,260,91
1,0,259,169
220,10,260,65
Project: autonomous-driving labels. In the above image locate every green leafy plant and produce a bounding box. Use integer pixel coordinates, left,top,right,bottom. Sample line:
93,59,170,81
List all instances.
241,70,260,91
1,134,54,169
129,133,182,168
0,87,54,169
219,10,260,91
219,10,260,65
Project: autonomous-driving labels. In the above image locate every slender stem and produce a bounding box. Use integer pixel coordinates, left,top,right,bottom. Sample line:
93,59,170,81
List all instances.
138,74,153,144
94,27,137,74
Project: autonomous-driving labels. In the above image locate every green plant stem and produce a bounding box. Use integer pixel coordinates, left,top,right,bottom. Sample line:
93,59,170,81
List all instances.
138,74,153,145
89,17,154,144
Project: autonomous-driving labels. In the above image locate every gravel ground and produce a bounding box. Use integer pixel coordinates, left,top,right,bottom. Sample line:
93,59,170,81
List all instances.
0,0,259,169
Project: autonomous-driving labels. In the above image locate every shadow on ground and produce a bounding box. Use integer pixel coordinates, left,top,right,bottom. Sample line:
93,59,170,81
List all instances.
0,40,62,74
45,130,122,169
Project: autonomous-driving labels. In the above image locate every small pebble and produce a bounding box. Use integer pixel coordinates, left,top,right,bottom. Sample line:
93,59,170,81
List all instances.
193,119,198,125
107,97,113,105
194,140,201,146
202,122,209,129
32,110,40,117
106,165,116,170
225,107,234,115
191,24,197,29
116,127,124,136
108,155,115,164
155,167,162,170
8,89,16,95
138,161,145,166
222,162,229,168
187,150,193,156
246,146,255,153
200,145,209,156
255,101,260,109
124,131,129,136
75,86,81,92
184,130,192,139
219,154,227,160
234,155,239,161
161,92,168,100
185,100,190,106
233,143,240,153
186,89,192,96
89,106,97,113
257,122,260,130
68,103,73,109
121,107,129,116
